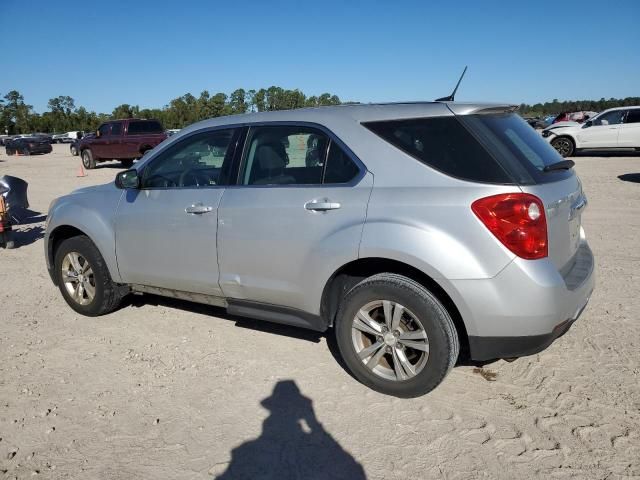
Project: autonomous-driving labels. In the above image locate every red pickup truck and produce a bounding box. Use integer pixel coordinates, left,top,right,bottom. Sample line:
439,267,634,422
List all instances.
78,119,167,169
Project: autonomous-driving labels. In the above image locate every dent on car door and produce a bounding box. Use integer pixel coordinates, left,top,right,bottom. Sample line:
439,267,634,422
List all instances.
217,125,372,316
114,128,241,295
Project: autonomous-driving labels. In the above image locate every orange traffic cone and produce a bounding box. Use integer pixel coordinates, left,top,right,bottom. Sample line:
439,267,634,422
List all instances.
77,160,87,177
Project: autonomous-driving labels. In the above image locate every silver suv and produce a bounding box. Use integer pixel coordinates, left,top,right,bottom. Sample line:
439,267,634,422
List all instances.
45,103,595,397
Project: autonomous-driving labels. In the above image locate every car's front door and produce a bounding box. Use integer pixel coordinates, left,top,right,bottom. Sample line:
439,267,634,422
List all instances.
217,124,373,315
114,127,240,295
91,123,111,157
618,109,640,148
576,110,624,148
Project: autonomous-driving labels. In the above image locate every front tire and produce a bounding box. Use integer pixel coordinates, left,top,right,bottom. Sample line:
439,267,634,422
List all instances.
54,235,126,316
81,149,96,169
70,145,78,156
335,273,459,398
551,136,575,157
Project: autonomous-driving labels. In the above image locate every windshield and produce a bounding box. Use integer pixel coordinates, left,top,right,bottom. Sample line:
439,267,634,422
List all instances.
459,113,573,184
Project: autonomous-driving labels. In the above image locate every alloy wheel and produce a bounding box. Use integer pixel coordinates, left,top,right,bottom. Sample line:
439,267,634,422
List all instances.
351,300,429,381
61,251,96,306
552,138,573,157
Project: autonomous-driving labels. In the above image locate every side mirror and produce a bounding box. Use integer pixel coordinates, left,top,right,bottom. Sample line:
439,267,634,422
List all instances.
115,169,140,189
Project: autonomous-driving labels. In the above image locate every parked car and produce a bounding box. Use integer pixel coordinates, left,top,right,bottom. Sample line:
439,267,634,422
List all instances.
5,136,53,155
52,133,77,144
77,119,166,169
522,116,546,129
45,102,594,397
70,133,93,156
542,106,640,157
552,111,598,124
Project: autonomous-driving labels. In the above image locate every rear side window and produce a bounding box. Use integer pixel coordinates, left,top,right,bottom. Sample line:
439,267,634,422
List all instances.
363,117,512,184
625,109,640,124
127,120,163,135
459,113,573,184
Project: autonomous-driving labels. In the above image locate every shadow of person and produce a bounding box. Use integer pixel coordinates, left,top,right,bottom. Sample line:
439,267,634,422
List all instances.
618,173,640,183
214,380,366,480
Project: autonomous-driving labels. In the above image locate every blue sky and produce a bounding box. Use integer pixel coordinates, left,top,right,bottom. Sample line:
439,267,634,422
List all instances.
2,0,638,113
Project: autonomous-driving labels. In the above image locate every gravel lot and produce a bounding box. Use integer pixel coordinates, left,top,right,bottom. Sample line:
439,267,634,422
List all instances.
1,144,639,479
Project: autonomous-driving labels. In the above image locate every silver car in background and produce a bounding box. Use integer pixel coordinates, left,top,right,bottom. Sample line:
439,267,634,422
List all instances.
45,102,594,397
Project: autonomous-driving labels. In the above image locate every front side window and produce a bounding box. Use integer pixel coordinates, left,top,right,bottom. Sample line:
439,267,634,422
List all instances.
593,110,625,126
141,129,237,188
624,109,640,124
110,122,123,136
97,124,110,137
240,126,328,185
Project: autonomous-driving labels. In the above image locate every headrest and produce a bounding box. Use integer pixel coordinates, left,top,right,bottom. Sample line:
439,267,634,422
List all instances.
256,144,286,170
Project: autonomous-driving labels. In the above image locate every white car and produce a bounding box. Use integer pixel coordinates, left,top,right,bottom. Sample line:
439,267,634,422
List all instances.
542,106,640,157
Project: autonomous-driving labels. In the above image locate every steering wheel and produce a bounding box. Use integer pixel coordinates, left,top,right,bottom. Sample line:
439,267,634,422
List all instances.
144,174,177,188
178,168,212,187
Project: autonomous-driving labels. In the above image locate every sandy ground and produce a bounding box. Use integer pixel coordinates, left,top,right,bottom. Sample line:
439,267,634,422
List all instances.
0,144,639,479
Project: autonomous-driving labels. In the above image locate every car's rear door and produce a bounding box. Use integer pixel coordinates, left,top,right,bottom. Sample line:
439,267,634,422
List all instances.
575,110,624,148
618,109,640,148
217,124,372,316
114,127,241,296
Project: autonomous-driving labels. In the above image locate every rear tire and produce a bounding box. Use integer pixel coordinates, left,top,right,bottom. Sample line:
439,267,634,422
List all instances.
81,149,96,169
551,136,575,157
70,145,78,156
6,148,14,156
335,273,459,398
54,235,126,316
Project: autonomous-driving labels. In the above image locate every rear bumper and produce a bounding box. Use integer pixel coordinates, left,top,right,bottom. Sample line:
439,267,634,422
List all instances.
449,236,594,361
468,299,588,361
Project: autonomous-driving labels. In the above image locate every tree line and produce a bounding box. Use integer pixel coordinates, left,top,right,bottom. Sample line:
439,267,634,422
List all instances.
1,88,638,135
0,87,342,135
519,97,640,117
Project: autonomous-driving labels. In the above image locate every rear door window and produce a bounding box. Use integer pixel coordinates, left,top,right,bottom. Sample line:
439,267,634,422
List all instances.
127,120,163,135
240,126,328,185
624,109,640,124
324,142,360,184
110,122,123,136
363,116,512,184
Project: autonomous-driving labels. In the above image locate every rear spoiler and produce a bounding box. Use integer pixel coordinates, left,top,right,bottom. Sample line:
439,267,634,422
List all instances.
445,104,519,115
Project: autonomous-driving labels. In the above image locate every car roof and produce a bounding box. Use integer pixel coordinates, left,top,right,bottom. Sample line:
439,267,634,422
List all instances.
602,106,640,113
176,101,516,136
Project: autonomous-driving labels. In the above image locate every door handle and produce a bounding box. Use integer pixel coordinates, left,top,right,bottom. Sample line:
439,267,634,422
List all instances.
304,200,341,211
185,204,213,214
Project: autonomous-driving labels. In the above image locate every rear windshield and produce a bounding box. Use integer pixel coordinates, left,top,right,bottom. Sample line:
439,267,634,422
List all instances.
127,120,163,135
363,113,572,185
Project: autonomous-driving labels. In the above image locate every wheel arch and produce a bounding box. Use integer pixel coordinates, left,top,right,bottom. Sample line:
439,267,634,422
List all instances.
46,209,121,285
320,257,470,359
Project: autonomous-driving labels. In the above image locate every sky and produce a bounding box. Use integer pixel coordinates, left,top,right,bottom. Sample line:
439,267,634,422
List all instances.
1,0,638,114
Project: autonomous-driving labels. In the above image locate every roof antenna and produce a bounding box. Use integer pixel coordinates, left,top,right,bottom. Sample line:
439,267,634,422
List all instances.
435,66,468,102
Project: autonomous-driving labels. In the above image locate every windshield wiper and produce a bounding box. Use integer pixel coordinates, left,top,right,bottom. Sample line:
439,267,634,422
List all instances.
544,159,575,172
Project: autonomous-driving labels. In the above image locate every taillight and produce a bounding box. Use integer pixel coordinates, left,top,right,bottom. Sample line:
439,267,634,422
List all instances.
471,193,548,260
